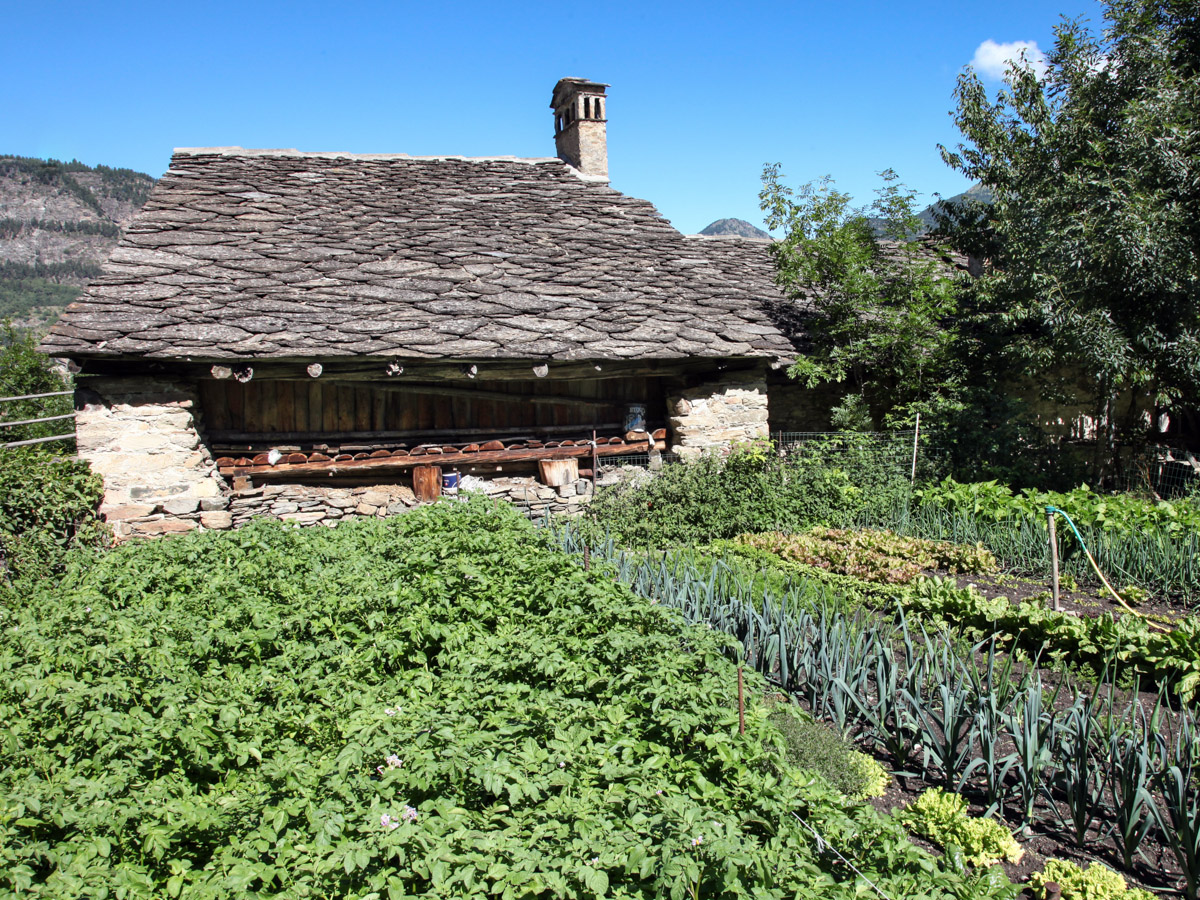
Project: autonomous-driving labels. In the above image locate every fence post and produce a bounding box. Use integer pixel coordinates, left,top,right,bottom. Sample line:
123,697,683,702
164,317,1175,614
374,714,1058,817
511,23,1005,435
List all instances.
1047,510,1061,611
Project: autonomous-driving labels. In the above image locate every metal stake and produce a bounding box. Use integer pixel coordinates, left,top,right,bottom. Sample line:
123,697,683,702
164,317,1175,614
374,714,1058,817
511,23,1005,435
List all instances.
1047,510,1061,611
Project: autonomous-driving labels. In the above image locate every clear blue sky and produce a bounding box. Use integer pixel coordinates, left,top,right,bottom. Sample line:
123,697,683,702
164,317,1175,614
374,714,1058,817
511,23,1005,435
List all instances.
3,0,1101,235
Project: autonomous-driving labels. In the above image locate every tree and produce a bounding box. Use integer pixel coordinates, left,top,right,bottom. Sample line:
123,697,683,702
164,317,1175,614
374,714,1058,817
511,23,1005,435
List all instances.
938,0,1200,470
759,167,967,429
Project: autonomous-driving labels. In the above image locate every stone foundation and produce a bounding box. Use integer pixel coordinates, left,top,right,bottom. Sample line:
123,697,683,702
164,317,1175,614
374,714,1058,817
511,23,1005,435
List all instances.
75,377,230,539
220,475,598,529
668,373,769,459
98,471,601,539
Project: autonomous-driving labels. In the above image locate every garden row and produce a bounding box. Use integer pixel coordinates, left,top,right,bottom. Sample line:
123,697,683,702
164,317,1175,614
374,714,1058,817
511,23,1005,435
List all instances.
718,531,1200,699
550,524,1200,899
586,446,1200,603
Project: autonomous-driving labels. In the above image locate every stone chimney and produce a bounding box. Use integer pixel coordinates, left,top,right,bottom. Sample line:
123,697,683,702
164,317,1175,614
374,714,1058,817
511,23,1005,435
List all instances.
551,78,609,181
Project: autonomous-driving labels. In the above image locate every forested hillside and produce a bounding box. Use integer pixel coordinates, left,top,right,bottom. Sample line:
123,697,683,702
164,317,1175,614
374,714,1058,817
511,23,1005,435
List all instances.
0,156,155,328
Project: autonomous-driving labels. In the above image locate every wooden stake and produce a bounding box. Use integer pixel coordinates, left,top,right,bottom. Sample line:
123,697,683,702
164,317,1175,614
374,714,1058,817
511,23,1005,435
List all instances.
1047,511,1061,611
737,666,745,735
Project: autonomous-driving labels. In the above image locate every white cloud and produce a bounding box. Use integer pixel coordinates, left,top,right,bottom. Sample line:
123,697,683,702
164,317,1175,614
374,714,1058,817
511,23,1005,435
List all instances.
970,39,1048,81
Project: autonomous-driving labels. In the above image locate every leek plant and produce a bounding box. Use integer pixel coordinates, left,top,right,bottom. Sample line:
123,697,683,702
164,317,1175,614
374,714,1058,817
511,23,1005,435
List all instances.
912,633,982,791
1046,687,1111,848
1155,708,1200,900
964,640,1021,814
1105,705,1162,870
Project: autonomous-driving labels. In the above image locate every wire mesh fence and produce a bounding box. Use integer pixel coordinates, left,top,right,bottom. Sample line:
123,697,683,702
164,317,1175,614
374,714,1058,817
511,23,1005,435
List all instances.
1115,446,1200,499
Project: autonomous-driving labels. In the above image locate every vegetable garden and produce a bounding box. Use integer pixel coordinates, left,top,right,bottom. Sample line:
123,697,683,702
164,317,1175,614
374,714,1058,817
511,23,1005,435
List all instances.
562,445,1200,898
1,496,1019,900
3,440,1200,899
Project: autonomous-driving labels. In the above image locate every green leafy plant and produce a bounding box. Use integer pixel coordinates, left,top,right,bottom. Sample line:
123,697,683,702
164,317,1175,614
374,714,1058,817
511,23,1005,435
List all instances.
897,788,1023,868
767,701,889,800
582,438,914,549
901,478,1200,601
1,497,1009,899
739,527,996,585
1028,859,1154,900
0,448,106,587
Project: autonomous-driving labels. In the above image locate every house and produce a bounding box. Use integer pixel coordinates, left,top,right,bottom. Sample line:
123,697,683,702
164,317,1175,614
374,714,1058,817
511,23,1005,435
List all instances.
43,78,815,537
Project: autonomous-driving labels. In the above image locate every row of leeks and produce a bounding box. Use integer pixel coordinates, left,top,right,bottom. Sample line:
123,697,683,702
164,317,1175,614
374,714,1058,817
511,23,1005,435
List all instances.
546,522,1200,899
872,502,1200,604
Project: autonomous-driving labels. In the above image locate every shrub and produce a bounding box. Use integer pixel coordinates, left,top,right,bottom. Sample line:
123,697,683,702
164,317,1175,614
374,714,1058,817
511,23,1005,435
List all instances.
0,321,74,446
767,701,890,800
1028,859,1154,900
898,788,1023,868
586,441,913,548
0,447,106,587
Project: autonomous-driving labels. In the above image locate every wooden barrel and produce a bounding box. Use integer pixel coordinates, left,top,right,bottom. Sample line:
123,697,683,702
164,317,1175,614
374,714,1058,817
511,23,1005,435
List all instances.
538,458,580,487
412,465,443,502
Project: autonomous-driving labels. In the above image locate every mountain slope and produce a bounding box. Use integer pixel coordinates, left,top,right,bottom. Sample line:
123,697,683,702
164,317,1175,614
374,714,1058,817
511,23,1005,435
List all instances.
0,156,155,328
698,218,771,239
868,183,994,237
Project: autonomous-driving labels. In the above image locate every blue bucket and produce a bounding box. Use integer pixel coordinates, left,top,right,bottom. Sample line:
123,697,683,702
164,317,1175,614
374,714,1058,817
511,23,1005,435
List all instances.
442,472,461,491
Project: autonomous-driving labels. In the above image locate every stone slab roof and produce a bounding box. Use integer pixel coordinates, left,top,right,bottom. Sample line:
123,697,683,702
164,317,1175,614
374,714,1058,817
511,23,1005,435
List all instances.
43,149,797,364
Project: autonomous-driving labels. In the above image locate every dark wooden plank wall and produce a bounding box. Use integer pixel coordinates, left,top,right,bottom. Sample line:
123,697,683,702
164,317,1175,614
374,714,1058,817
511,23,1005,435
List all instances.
199,377,664,438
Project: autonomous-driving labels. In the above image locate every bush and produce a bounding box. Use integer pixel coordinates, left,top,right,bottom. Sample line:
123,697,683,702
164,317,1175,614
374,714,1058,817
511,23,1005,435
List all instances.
767,701,890,800
0,497,1012,899
898,788,1023,868
0,447,106,587
586,441,913,548
0,321,74,447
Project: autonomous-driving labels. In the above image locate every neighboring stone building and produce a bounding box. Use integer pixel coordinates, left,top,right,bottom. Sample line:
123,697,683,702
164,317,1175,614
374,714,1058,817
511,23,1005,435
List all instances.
43,77,813,537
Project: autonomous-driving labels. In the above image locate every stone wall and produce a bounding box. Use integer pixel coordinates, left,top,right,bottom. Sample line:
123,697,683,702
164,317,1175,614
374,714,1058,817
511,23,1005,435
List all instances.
667,373,769,459
75,377,230,539
226,475,597,527
766,373,843,433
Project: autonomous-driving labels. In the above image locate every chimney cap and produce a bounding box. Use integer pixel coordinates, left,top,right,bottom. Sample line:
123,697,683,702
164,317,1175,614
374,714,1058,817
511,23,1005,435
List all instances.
550,78,610,109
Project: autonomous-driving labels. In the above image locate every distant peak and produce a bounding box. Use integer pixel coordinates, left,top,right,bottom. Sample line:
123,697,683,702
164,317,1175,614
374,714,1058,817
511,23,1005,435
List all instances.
698,218,771,239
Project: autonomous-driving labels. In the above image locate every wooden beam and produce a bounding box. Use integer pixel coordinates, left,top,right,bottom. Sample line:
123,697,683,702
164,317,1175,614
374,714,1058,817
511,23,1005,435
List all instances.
205,422,628,444
218,439,667,480
77,356,767,383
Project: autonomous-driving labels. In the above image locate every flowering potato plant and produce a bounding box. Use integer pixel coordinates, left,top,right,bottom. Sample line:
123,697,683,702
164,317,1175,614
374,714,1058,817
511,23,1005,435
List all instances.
0,496,1010,899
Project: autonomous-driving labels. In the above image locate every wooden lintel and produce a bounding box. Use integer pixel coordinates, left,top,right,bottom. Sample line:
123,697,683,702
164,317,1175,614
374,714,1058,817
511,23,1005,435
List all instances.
206,421,628,445
218,440,667,480
77,356,766,383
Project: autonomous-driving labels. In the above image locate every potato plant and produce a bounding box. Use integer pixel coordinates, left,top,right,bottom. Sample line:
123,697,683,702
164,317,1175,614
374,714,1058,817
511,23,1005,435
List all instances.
0,497,1009,899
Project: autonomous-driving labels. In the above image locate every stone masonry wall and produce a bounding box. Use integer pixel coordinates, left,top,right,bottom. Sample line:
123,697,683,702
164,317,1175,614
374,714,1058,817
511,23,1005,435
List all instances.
75,377,231,539
667,373,769,459
225,475,597,528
